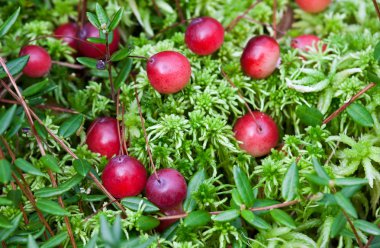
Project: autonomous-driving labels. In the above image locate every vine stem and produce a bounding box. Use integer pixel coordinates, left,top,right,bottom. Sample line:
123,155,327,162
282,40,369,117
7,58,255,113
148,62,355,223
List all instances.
323,82,376,125
174,0,184,22
372,0,380,21
105,32,115,101
52,60,85,70
225,0,262,32
0,98,78,114
0,57,77,248
158,199,300,221
151,0,162,17
0,78,127,216
132,80,160,180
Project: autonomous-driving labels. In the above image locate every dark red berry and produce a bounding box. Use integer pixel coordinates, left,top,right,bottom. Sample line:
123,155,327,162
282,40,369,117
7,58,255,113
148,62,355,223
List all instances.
156,203,185,232
77,22,120,58
147,51,191,94
240,35,280,79
234,112,279,157
145,168,187,209
295,0,331,13
185,17,224,55
54,23,79,50
19,45,51,78
291,34,326,52
102,155,147,198
86,117,121,159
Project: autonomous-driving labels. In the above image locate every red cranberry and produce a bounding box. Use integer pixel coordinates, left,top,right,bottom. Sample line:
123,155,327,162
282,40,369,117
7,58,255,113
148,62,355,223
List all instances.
234,112,279,157
185,17,224,55
156,203,185,232
102,155,147,198
19,45,51,78
147,51,191,94
295,0,331,13
240,35,280,79
77,22,120,58
54,23,79,50
145,168,187,209
86,117,120,159
291,35,326,52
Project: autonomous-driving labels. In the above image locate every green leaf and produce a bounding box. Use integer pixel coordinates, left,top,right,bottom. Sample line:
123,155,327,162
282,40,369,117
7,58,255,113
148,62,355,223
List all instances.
22,79,49,97
7,190,22,207
81,194,107,202
270,209,296,229
184,169,206,212
374,42,380,62
36,199,69,216
354,220,380,235
0,7,20,37
84,233,98,248
0,104,17,135
40,155,61,173
342,185,363,198
108,8,123,31
87,37,106,44
161,222,179,241
233,166,255,207
296,105,323,127
35,174,83,197
334,178,368,186
334,192,358,218
76,57,98,69
304,174,330,186
281,162,299,201
367,71,380,84
211,209,240,222
95,3,109,25
0,159,12,184
86,12,100,28
231,188,243,207
27,234,39,248
40,232,68,248
58,114,83,138
0,213,22,241
34,120,47,140
99,215,113,244
114,58,133,90
15,158,45,177
184,210,211,228
0,55,30,79
0,197,13,206
346,103,374,127
330,211,346,238
73,159,91,177
241,210,271,230
136,216,160,231
110,47,130,62
312,157,330,180
124,235,158,248
121,197,159,213
0,214,12,229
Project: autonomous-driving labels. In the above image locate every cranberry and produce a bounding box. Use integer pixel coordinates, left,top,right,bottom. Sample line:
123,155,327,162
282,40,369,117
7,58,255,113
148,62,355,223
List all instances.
156,203,185,232
185,17,224,55
234,112,279,157
54,23,79,50
102,155,147,198
240,35,280,79
19,45,51,78
295,0,331,13
86,117,120,159
146,51,191,94
145,168,187,209
291,34,326,52
77,22,120,58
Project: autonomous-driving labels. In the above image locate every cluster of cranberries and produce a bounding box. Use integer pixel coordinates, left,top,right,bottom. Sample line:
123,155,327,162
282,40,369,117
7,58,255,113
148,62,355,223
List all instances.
18,0,330,230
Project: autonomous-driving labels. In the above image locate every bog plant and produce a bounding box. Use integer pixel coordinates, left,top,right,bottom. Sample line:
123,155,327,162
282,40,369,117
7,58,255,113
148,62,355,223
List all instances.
0,0,380,248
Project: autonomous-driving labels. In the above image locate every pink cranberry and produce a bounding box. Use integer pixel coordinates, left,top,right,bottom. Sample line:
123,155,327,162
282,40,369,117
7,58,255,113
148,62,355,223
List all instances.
295,0,331,13
291,34,326,52
19,45,51,78
54,23,79,50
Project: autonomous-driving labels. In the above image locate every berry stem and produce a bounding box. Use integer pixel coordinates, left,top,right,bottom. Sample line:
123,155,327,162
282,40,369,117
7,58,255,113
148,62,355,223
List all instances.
105,32,116,101
225,0,262,32
116,89,124,156
121,102,129,155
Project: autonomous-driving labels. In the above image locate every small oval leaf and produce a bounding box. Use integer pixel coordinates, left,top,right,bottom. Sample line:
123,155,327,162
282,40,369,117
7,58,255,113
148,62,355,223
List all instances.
0,159,12,184
136,216,160,231
0,56,30,79
184,210,211,228
211,209,240,222
58,114,84,138
233,166,255,207
334,192,358,218
40,232,68,248
184,169,206,212
121,197,159,213
346,103,374,127
40,155,61,173
281,162,299,201
0,7,20,37
354,220,380,236
0,105,17,135
36,199,70,216
270,209,296,229
73,158,91,177
330,211,346,238
296,105,323,127
15,158,45,177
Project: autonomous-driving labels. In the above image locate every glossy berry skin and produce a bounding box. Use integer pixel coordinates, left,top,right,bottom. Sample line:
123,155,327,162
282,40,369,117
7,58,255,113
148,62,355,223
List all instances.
145,168,187,209
185,17,224,55
102,155,147,198
86,117,120,159
77,22,120,58
19,45,51,78
147,51,191,94
295,0,331,13
291,35,326,52
156,203,185,232
54,23,79,50
234,112,279,157
240,35,280,79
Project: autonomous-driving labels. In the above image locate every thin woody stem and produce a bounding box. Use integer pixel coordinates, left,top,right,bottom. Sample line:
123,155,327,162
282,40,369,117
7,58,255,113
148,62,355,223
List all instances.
225,0,262,32
0,98,78,114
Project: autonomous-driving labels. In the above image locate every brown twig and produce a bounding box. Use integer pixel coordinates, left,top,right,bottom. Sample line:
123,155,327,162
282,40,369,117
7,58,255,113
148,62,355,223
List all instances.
225,0,262,32
372,0,380,21
343,210,364,247
174,0,184,22
323,83,376,125
83,200,117,222
52,60,85,70
0,98,78,114
81,0,87,28
121,102,128,155
151,0,162,17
